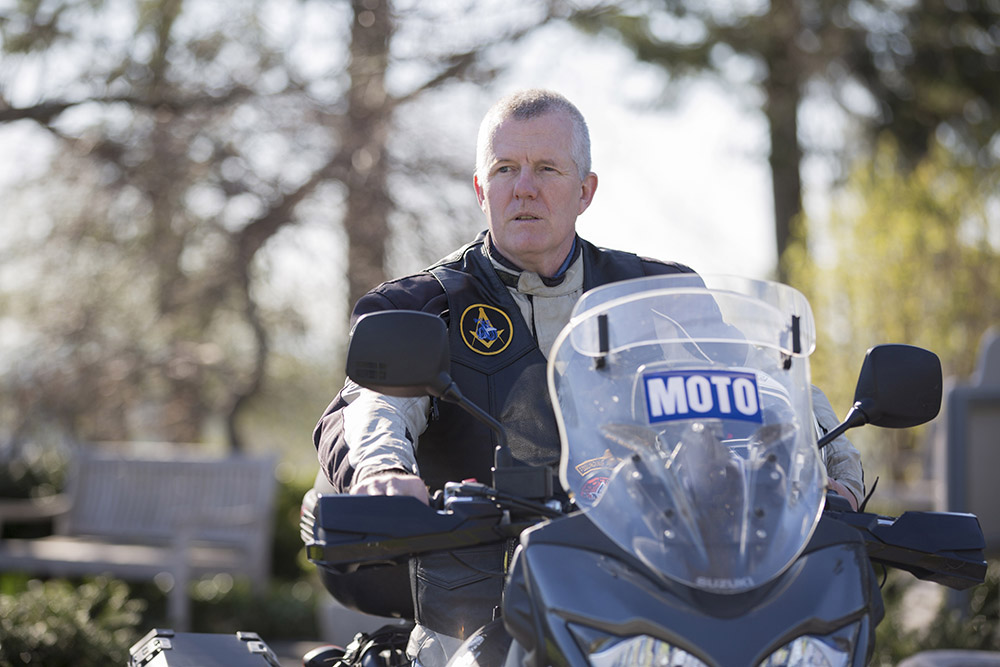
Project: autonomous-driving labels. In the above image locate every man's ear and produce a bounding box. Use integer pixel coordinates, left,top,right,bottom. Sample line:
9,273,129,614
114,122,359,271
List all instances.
473,174,487,210
578,172,598,215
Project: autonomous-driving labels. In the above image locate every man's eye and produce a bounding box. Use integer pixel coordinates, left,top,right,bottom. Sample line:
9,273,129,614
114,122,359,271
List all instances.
496,166,513,174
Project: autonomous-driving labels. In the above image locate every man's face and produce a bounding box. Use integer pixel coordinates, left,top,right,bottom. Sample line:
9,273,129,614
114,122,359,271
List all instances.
474,112,598,276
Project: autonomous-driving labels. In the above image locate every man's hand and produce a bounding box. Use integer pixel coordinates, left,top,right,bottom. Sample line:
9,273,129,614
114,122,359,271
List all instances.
828,479,859,511
350,471,430,505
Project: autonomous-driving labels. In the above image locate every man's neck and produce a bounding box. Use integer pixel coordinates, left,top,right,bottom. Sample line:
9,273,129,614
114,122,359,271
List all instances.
486,235,579,284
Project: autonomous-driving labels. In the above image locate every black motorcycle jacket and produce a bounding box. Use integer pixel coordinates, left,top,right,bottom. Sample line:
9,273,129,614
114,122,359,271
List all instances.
313,231,694,493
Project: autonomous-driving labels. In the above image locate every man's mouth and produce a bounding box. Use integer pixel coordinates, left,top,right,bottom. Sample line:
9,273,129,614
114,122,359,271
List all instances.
513,214,541,221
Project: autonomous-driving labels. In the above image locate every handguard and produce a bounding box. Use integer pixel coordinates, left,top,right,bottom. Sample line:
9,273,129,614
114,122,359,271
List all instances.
304,491,532,573
827,508,987,590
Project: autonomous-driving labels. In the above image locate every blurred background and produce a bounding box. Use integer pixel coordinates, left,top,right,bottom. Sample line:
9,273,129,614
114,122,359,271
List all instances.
0,0,998,664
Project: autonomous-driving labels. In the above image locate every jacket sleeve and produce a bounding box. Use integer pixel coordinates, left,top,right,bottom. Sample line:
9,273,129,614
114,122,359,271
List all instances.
312,275,449,491
314,381,430,492
811,384,865,505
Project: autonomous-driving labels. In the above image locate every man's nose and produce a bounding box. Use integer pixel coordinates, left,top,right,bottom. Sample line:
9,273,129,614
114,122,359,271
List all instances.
513,168,537,199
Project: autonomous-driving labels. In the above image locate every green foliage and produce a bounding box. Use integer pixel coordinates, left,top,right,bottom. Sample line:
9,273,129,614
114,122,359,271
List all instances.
921,570,1000,651
0,573,319,663
0,577,145,667
190,579,319,641
802,138,999,381
0,469,321,664
873,562,1000,665
0,445,68,539
0,444,66,500
270,465,318,581
791,139,1000,485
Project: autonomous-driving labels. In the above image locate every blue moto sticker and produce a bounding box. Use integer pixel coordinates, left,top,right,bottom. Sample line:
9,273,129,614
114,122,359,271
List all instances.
644,370,763,424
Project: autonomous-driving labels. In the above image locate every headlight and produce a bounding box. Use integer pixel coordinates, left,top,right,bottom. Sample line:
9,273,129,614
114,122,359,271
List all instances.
759,635,850,667
570,623,853,667
569,624,708,667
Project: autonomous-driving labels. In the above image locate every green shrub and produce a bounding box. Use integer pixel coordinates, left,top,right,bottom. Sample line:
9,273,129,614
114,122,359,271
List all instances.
0,467,322,663
0,445,68,539
918,561,1000,651
189,578,319,640
0,444,67,500
874,561,1000,665
0,577,144,667
271,467,317,582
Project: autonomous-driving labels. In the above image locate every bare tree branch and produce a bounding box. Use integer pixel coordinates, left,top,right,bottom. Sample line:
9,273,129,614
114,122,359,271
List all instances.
0,101,77,124
0,87,257,124
392,10,560,106
236,152,351,265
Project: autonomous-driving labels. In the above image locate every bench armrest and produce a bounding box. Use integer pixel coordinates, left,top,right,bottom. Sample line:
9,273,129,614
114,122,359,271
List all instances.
0,494,72,534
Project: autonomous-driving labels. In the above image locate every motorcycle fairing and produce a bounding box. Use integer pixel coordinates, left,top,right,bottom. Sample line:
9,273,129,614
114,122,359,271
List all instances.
549,275,827,593
502,512,879,667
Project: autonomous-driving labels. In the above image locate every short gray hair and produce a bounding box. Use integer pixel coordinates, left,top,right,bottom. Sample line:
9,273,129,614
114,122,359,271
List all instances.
475,89,592,181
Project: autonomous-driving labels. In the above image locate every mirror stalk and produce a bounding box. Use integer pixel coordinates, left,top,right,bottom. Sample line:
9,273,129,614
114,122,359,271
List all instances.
436,381,509,465
817,400,873,450
818,345,942,450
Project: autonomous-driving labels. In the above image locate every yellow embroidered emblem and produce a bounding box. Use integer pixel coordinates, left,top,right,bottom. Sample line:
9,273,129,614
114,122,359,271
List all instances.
575,449,620,476
460,304,513,355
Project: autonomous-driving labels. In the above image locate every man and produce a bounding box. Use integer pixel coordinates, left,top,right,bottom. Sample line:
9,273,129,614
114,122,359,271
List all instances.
313,89,863,661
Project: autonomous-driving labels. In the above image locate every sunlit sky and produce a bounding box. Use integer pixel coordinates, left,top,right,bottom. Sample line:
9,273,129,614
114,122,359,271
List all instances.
421,20,782,281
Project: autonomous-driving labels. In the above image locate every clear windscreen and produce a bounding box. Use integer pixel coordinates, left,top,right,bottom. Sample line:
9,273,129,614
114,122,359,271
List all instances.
550,275,826,593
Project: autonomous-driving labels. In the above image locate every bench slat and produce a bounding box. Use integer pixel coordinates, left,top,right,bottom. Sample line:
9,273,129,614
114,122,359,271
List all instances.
0,449,277,631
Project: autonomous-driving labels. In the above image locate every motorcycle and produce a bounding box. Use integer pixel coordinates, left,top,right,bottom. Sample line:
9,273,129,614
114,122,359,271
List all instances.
300,274,987,667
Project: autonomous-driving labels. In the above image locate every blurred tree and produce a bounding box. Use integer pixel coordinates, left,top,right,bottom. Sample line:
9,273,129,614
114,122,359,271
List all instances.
788,139,1000,489
578,0,1000,281
845,0,1000,170
0,0,567,451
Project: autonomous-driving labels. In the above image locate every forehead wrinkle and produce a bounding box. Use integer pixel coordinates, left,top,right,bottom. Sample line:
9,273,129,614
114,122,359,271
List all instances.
482,116,583,181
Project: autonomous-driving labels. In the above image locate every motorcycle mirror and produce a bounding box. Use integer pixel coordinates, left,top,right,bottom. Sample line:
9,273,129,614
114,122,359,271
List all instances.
346,311,453,398
344,310,521,477
818,344,942,449
852,344,943,428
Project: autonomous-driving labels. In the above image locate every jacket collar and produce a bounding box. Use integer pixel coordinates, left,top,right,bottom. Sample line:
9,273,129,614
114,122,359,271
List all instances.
484,233,581,288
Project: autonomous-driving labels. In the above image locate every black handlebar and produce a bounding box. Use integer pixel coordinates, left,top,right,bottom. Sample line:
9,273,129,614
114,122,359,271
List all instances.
822,507,986,590
304,489,987,591
304,490,544,572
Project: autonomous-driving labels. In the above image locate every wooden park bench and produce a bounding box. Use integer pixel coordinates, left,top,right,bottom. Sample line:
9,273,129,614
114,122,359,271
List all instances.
0,446,277,631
